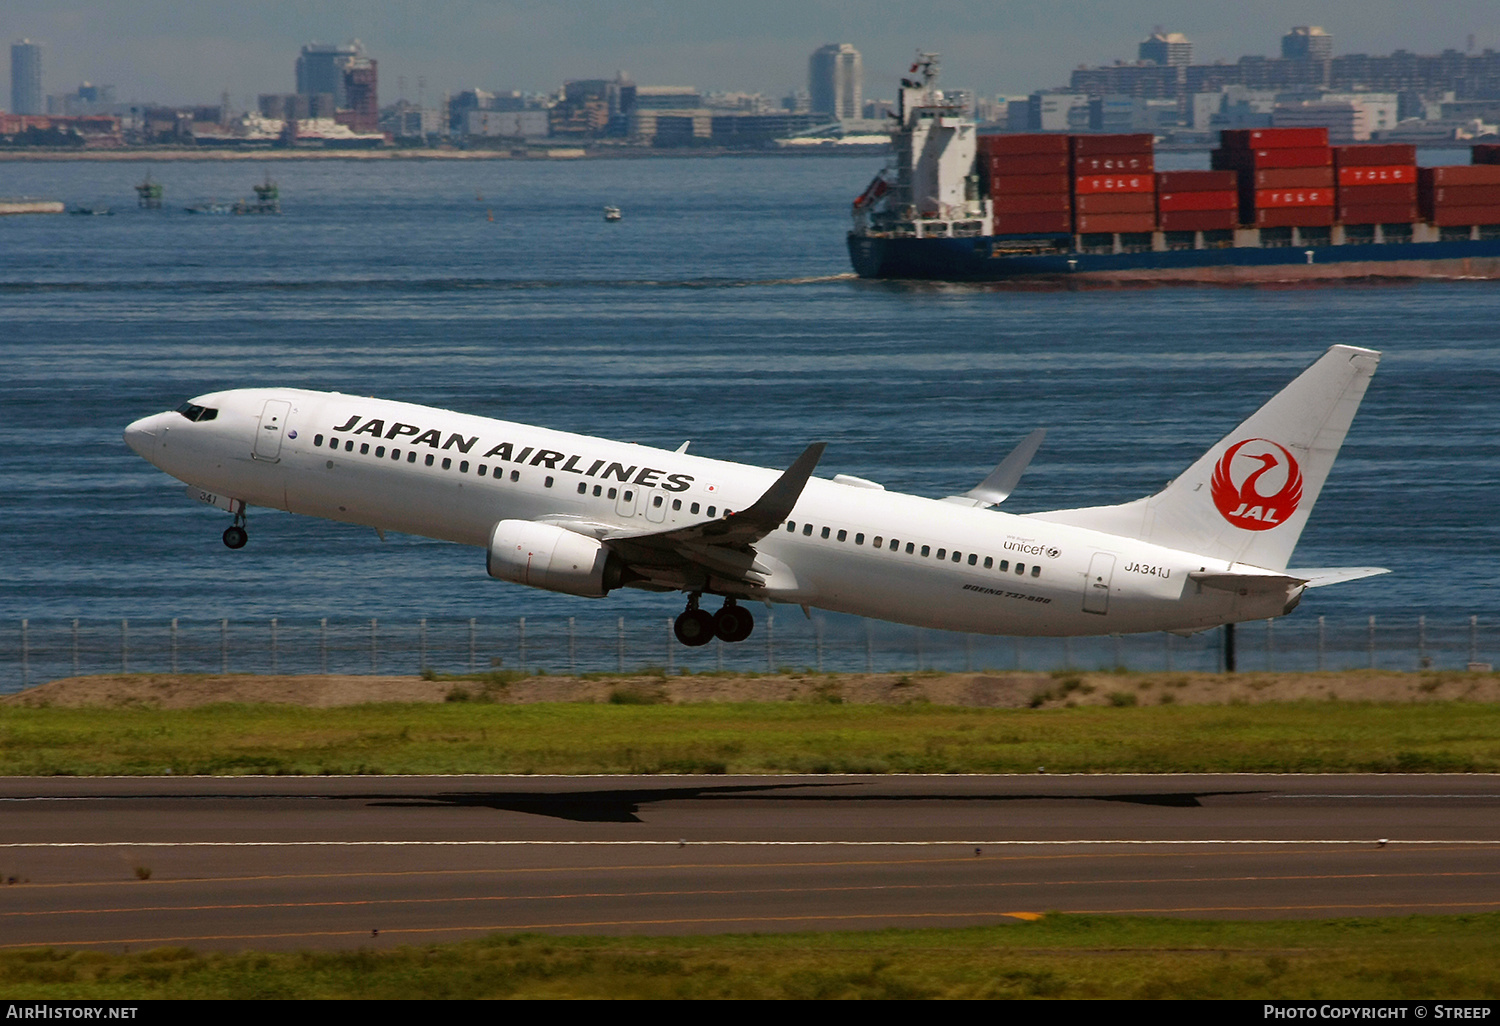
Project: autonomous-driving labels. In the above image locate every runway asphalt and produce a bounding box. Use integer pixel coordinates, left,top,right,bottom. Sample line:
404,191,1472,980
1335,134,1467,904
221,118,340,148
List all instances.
1,774,1497,951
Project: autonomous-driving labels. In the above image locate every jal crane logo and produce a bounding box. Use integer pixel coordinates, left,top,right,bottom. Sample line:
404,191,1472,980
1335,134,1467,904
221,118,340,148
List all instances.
1210,438,1303,531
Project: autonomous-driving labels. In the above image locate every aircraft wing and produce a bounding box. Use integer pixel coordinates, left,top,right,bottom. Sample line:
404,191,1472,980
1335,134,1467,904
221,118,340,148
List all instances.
942,429,1046,507
585,442,827,591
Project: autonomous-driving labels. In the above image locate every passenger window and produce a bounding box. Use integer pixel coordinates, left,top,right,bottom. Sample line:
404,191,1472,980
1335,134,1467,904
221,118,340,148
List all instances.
478,465,487,476
983,556,993,569
407,452,416,463
653,495,663,507
314,434,324,446
872,536,882,547
510,470,520,482
952,551,961,563
672,499,681,511
691,503,700,514
593,485,602,496
968,553,977,565
1031,566,1041,578
855,533,864,545
441,457,451,470
376,446,386,458
787,521,796,532
999,560,1009,571
608,487,617,499
460,461,469,473
624,490,633,502
707,506,716,517
891,539,900,551
545,476,554,488
577,483,587,494
357,443,367,455
345,441,354,452
936,548,946,560
821,527,831,539
425,454,435,466
803,524,813,536
1016,563,1025,575
905,542,914,554
836,529,847,542
920,545,930,557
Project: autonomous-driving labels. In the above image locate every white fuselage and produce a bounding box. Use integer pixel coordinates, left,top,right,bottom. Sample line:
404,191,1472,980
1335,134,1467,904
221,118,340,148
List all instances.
125,388,1299,636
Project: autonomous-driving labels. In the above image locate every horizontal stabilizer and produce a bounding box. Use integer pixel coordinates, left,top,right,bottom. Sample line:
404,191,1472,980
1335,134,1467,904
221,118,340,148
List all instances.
943,428,1046,507
1190,571,1307,594
1285,566,1390,588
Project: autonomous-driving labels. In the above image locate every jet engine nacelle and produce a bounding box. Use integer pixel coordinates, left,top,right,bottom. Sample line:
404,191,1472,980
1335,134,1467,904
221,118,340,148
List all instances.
486,520,624,598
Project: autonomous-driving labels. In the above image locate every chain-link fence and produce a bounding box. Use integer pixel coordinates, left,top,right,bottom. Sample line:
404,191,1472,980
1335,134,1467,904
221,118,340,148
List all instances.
4,613,1495,692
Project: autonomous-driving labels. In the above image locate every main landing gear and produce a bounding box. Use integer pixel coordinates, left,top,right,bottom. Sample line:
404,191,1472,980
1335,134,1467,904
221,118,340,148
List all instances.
222,508,248,549
673,594,755,647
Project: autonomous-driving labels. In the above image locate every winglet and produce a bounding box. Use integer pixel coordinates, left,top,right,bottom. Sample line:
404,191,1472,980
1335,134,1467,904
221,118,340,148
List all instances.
730,442,826,532
943,429,1046,507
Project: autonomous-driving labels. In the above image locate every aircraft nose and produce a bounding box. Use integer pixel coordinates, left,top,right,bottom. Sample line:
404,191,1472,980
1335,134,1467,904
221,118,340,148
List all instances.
124,414,160,458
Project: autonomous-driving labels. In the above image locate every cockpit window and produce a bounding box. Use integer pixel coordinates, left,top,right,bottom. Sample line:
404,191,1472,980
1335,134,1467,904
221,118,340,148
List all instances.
175,402,218,422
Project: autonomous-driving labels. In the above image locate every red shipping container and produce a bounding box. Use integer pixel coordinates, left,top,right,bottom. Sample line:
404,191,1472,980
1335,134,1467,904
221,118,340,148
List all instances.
1253,188,1335,208
1470,144,1500,165
992,192,1072,214
988,173,1071,195
1159,209,1239,231
988,153,1069,175
1220,127,1329,150
1426,184,1500,207
1155,170,1238,192
1338,183,1417,204
1073,173,1154,194
1420,165,1500,187
1337,203,1419,224
1072,153,1153,174
1070,133,1154,156
1213,146,1333,170
1337,165,1415,186
1073,212,1157,233
1428,205,1500,227
993,211,1073,234
1333,144,1418,167
979,133,1071,157
1158,190,1238,212
1249,167,1335,188
1074,193,1155,214
1254,207,1335,227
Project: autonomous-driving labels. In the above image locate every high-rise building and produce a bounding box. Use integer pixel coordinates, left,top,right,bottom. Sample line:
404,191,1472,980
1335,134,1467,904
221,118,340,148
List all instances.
1282,26,1334,61
11,39,42,115
341,57,378,132
809,43,862,120
296,42,362,107
1139,30,1192,67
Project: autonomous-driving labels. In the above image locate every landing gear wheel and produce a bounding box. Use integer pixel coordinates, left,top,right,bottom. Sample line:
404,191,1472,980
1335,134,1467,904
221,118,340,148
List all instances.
222,525,248,549
673,608,716,647
714,603,754,643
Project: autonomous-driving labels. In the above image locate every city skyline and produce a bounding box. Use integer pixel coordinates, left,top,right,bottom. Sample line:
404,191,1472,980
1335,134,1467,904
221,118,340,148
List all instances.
5,1,1500,112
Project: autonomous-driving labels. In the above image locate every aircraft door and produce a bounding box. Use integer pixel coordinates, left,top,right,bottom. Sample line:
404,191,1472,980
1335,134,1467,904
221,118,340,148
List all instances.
614,484,638,518
253,400,292,462
644,488,668,523
1082,552,1115,615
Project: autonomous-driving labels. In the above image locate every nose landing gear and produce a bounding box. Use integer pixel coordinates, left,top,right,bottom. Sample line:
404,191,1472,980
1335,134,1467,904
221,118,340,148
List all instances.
222,507,248,549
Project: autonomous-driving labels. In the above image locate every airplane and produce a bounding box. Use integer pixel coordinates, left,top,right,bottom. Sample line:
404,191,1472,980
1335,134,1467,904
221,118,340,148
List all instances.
124,344,1386,648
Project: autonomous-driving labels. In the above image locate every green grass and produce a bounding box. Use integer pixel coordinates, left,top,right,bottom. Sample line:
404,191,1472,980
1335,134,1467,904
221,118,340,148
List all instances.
1,913,1496,999
2,700,1498,775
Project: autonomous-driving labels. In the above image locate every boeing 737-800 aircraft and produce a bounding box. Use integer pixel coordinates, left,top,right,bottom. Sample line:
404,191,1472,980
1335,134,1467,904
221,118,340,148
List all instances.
124,345,1385,647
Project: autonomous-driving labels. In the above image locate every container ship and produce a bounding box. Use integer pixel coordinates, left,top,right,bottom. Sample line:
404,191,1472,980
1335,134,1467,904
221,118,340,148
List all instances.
848,55,1500,282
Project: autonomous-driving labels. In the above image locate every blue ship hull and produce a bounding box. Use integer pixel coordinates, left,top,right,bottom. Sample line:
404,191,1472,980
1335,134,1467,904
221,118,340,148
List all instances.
848,232,1500,283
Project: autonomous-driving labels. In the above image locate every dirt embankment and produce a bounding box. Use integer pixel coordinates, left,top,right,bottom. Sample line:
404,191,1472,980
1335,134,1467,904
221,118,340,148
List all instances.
4,670,1497,710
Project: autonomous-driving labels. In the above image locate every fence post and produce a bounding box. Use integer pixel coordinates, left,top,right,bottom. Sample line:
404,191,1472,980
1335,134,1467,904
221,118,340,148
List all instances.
1265,618,1274,672
666,618,675,674
320,618,328,674
419,618,427,673
518,617,526,673
72,618,79,676
121,618,129,674
816,619,824,673
1472,615,1480,666
1418,615,1427,669
370,618,378,674
1164,631,1173,672
20,620,27,688
1063,636,1072,670
965,634,973,673
716,636,724,672
221,618,228,675
864,620,873,673
1368,615,1376,670
171,618,179,674
271,617,278,675
568,617,576,676
1112,634,1122,670
916,629,924,671
617,617,624,673
1317,615,1325,672
1013,637,1021,671
469,618,477,673
765,613,774,672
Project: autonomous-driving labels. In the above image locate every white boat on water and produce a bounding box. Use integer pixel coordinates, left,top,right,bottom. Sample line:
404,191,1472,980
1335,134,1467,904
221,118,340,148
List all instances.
604,206,622,222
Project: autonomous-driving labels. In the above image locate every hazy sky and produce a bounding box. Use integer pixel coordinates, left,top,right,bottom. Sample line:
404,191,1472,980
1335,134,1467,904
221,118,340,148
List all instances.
6,1,1500,110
